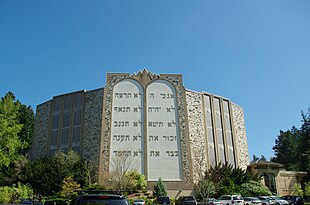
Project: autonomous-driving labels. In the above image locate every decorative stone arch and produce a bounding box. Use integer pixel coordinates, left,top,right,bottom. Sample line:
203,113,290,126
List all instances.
101,70,192,183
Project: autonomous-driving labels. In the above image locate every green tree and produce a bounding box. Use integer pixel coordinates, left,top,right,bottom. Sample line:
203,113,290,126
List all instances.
0,182,33,203
0,92,35,186
0,93,23,170
204,163,262,197
304,182,310,198
153,178,167,198
22,151,89,196
272,128,299,170
293,183,303,197
194,178,215,201
252,155,259,162
271,109,310,177
260,155,267,161
104,153,136,192
238,180,272,197
299,110,310,173
17,102,34,155
59,176,81,199
124,170,146,193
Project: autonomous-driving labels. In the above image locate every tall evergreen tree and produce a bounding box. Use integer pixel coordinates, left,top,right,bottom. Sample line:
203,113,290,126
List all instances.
271,127,299,170
17,103,34,155
299,110,310,173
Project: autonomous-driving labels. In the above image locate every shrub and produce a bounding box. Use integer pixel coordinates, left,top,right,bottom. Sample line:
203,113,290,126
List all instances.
238,180,272,197
0,182,33,203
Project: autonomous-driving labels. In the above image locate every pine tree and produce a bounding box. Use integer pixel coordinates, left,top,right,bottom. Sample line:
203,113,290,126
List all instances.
153,178,167,197
272,127,299,170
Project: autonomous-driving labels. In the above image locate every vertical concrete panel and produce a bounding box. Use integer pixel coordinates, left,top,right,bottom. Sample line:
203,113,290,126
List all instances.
30,101,51,159
186,90,207,183
231,103,249,169
82,88,104,181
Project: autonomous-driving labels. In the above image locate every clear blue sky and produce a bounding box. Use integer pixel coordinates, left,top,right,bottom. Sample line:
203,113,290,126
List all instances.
1,1,309,161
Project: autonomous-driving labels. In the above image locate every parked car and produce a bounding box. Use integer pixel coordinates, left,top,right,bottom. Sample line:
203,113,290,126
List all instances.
175,196,198,205
269,196,288,205
244,197,262,205
218,195,244,205
133,199,146,205
69,190,129,205
282,196,304,205
156,196,171,204
257,196,276,205
206,198,223,205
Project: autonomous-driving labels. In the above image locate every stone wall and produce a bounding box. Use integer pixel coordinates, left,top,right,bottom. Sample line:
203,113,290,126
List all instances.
30,101,51,159
82,88,104,182
186,90,207,183
231,103,249,169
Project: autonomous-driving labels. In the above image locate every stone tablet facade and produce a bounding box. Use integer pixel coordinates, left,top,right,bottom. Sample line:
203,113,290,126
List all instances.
30,69,249,191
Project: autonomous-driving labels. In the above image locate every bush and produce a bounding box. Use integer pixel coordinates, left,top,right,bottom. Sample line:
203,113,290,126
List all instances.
0,182,33,203
238,180,272,196
0,186,11,203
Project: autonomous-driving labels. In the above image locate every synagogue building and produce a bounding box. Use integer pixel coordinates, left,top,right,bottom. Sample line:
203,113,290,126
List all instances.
30,70,249,192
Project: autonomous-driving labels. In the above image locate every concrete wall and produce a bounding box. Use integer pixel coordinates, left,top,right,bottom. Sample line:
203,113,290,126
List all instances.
82,88,104,182
30,101,51,159
185,89,249,183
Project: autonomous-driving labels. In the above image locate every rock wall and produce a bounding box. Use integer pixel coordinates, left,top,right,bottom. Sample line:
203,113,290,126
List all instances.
82,88,104,181
231,103,249,169
30,101,51,159
186,91,207,183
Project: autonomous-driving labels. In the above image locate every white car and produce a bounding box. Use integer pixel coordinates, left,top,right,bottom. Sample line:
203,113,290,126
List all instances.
218,195,244,205
269,196,288,205
244,197,262,205
133,199,146,205
258,196,276,205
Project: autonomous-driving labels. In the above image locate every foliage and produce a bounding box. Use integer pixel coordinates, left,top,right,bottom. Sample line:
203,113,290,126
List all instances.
299,110,310,173
0,92,24,170
153,178,167,198
204,163,264,197
272,128,300,170
194,178,215,201
293,183,304,197
22,151,90,196
104,154,146,192
17,102,34,155
125,170,147,193
0,186,11,204
0,182,33,203
59,176,81,199
238,180,272,197
0,92,35,186
252,155,259,162
304,182,310,197
272,109,310,176
84,183,106,190
102,169,147,193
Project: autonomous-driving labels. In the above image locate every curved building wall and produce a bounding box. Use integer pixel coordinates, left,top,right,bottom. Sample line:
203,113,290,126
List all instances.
185,90,249,182
31,70,249,188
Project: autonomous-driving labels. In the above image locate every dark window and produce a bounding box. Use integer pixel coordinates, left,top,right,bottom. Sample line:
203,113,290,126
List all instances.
263,173,277,193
